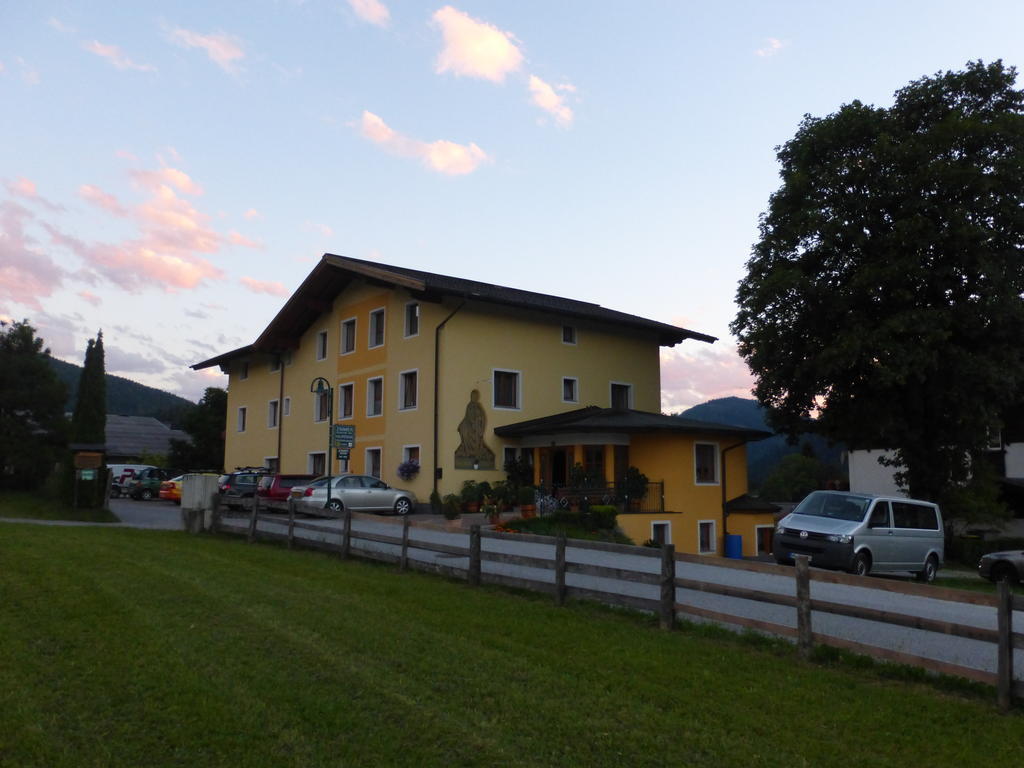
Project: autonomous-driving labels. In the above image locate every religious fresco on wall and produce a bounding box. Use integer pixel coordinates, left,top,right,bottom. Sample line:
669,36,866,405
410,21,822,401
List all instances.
454,389,495,469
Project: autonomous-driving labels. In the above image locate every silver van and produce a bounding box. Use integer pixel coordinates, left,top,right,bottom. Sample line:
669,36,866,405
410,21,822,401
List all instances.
774,491,944,582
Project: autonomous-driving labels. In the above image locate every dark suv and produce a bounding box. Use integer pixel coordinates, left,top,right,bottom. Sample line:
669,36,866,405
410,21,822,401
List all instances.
219,468,269,510
126,468,182,500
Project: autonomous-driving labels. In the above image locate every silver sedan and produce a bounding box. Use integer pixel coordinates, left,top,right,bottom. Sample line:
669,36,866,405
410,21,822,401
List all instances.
294,474,417,516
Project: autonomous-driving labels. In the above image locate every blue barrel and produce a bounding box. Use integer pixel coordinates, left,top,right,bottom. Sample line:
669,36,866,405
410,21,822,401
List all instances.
725,534,743,559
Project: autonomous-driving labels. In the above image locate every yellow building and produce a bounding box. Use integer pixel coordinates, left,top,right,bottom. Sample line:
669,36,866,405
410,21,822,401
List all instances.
191,253,771,555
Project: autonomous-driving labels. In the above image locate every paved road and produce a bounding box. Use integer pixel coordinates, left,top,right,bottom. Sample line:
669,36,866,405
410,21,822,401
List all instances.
229,512,1023,684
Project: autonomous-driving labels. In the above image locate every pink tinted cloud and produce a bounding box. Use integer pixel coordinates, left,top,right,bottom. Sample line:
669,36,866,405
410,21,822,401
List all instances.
78,290,101,306
79,184,128,216
83,40,154,72
527,75,574,127
240,277,288,297
359,111,489,175
6,176,65,212
243,208,261,219
660,344,756,413
167,27,245,74
228,230,260,248
0,201,65,311
131,167,203,195
432,6,523,83
348,0,390,27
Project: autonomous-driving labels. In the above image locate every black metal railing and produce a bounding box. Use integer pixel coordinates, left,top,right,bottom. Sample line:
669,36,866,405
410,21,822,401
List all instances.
536,481,664,516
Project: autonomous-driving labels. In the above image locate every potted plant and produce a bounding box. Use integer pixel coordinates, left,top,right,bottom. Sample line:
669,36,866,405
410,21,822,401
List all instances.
482,502,500,525
460,480,481,513
442,493,462,529
397,460,420,482
617,466,649,511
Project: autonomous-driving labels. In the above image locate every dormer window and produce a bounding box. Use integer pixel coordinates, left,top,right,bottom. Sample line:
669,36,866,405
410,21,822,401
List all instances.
562,325,577,344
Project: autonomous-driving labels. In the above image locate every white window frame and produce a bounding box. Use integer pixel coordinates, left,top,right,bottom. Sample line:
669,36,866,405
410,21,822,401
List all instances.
698,519,717,555
283,350,293,367
315,329,328,361
694,441,720,486
308,451,326,475
313,389,330,423
338,382,355,420
404,301,420,339
398,368,418,411
562,325,577,345
492,368,522,411
755,524,775,556
283,396,291,417
239,361,249,380
403,444,421,464
368,307,386,349
340,317,357,355
651,520,672,546
367,376,383,417
267,399,279,429
365,446,382,478
562,376,579,404
609,381,633,409
237,406,247,433
265,456,279,473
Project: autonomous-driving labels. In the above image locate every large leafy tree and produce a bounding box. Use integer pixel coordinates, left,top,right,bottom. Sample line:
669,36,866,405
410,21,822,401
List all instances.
0,321,68,490
732,61,1024,505
169,387,227,471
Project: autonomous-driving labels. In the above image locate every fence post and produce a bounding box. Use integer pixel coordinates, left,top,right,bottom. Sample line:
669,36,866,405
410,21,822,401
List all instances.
660,544,676,630
795,554,813,659
555,533,567,606
341,509,352,560
287,498,296,549
996,580,1013,712
247,494,259,543
469,525,481,586
400,516,410,572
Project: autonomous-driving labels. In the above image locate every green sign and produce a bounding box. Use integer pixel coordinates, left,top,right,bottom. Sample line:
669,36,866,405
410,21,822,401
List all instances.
79,469,96,481
332,424,355,448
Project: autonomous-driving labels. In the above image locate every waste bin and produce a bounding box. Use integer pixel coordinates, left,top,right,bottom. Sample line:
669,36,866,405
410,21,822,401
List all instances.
725,534,743,559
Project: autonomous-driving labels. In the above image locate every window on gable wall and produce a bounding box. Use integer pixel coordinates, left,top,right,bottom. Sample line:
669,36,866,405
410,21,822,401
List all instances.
237,407,247,432
369,309,385,348
694,443,719,484
314,390,330,422
493,370,520,409
339,383,354,419
562,377,578,403
316,330,328,361
270,355,281,373
400,370,417,410
341,318,356,354
268,399,279,428
239,361,249,380
562,325,577,344
405,302,419,337
367,377,383,416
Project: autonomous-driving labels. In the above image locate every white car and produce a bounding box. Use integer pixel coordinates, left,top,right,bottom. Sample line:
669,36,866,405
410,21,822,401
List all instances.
295,474,417,516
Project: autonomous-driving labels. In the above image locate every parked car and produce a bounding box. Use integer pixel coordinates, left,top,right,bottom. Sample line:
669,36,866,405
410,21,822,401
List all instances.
296,474,416,516
159,476,184,504
221,468,269,509
257,473,316,503
125,468,182,500
774,490,944,582
978,550,1024,584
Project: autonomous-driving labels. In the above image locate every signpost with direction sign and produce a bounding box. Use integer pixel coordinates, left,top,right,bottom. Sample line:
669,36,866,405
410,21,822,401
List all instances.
333,424,354,463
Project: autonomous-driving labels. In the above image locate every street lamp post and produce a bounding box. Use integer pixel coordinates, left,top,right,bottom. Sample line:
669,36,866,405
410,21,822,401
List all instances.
311,377,334,513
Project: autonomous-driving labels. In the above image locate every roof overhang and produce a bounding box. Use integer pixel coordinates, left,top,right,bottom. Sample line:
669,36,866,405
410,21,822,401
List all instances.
495,407,772,441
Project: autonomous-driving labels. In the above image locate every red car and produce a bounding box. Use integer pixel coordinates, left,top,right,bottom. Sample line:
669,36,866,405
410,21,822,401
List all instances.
257,473,316,502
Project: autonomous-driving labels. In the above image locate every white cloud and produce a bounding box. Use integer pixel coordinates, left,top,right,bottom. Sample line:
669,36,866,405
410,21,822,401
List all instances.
755,38,786,57
359,111,489,175
167,27,245,74
83,40,155,72
431,6,523,83
348,0,390,27
528,75,574,127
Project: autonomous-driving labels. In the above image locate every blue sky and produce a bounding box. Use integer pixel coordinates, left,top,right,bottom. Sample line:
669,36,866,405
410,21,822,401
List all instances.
3,1,1023,409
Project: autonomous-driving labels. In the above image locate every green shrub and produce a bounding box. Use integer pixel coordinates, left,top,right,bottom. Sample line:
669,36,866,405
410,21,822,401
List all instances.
517,485,536,505
442,493,461,520
586,504,618,531
429,490,442,515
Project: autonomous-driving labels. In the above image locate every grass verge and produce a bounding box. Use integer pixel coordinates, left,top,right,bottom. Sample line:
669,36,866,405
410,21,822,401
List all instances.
0,491,118,522
1,524,1021,768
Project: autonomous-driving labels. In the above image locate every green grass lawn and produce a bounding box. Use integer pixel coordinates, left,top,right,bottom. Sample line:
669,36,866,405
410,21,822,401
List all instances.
0,491,118,522
1,526,1021,768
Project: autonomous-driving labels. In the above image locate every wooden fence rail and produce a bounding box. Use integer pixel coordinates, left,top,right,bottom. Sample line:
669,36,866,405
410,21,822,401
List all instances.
213,506,1022,710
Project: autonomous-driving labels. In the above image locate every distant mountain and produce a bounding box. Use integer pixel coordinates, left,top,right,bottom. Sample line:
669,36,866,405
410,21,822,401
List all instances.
48,357,195,426
676,396,847,490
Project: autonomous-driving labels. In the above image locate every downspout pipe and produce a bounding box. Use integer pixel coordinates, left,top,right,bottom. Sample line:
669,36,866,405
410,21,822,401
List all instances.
720,441,746,551
433,300,466,498
276,354,285,468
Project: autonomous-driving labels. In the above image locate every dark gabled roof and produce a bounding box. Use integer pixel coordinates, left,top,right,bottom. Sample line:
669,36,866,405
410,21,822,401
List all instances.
493,407,772,440
724,493,781,514
105,415,191,459
192,253,716,369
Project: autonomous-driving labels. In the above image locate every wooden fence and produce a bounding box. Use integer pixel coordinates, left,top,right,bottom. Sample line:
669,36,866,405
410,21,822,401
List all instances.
213,496,1023,711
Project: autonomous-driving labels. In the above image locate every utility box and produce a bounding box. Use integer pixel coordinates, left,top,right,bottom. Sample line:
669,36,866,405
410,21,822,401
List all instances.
182,474,221,532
